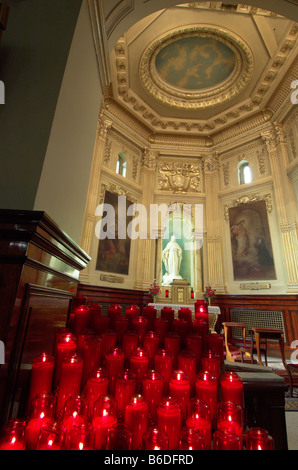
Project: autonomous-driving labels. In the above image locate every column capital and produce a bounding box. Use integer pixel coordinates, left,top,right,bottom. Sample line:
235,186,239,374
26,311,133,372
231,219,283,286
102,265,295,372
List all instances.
141,147,159,170
202,152,220,174
97,111,113,138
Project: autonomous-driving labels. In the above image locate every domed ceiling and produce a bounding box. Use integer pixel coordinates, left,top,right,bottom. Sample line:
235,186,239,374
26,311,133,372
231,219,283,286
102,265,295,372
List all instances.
109,3,298,136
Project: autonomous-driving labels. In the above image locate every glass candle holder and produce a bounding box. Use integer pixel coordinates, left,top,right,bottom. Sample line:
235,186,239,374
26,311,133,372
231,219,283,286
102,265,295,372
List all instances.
178,308,192,323
207,333,224,366
27,352,55,413
122,331,139,366
178,351,197,396
114,316,129,345
143,331,160,367
0,419,26,450
179,427,206,450
213,429,242,450
125,395,149,450
85,367,109,413
201,351,220,384
105,347,125,394
65,423,94,450
169,370,191,418
164,333,181,369
154,317,169,347
36,421,62,450
216,401,243,443
114,370,137,413
56,353,84,419
157,397,182,450
195,371,218,422
194,303,209,330
125,305,139,327
154,349,173,395
100,330,117,361
132,316,149,345
160,307,175,325
106,423,132,450
61,394,88,431
93,314,109,336
82,335,102,385
77,330,95,355
143,427,169,450
192,320,208,346
142,306,157,331
220,371,244,422
185,334,202,372
172,318,189,348
92,395,118,450
89,302,102,330
73,305,91,336
129,347,149,385
186,398,211,450
107,305,122,328
54,333,77,387
142,370,164,422
26,392,56,450
245,427,274,450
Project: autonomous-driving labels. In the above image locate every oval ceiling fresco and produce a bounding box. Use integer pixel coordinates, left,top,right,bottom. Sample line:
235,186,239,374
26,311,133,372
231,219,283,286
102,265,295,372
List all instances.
155,36,237,91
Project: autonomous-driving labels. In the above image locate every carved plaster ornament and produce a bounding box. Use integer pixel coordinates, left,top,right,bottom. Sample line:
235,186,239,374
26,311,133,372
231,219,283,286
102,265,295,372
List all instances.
158,162,201,193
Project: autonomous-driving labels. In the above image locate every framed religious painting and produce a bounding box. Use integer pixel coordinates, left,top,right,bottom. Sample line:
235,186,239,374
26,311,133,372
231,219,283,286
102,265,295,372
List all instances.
228,199,276,281
95,189,133,275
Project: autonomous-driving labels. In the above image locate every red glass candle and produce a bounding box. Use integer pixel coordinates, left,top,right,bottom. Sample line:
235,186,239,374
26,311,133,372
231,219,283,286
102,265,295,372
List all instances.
61,394,88,430
27,353,55,412
107,305,122,329
132,316,149,345
220,372,244,418
169,370,191,417
216,401,243,444
185,334,202,372
56,354,83,419
114,370,137,413
125,305,139,327
192,319,208,346
93,314,109,335
85,368,109,413
26,393,56,449
164,333,181,369
201,351,220,384
0,419,26,450
71,294,87,310
73,305,91,335
142,306,157,331
157,397,182,450
54,333,77,387
194,303,209,330
142,370,164,422
77,329,94,355
100,330,117,360
161,307,175,325
105,347,125,394
154,349,173,395
172,318,189,348
129,347,149,385
89,302,102,329
125,395,149,450
245,427,274,450
213,429,242,450
186,398,211,450
82,335,101,384
179,427,206,450
106,423,132,450
207,333,224,366
92,395,117,450
143,331,160,367
154,317,169,347
195,371,218,421
122,331,138,365
178,308,193,323
178,351,197,396
36,421,62,450
114,316,129,345
143,427,169,450
65,423,94,450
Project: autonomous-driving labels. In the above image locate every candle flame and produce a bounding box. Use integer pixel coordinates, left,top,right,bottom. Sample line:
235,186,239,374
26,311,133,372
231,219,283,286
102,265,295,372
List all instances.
257,444,262,450
39,412,45,419
228,415,232,422
154,445,160,450
48,439,53,447
11,437,16,445
73,411,78,418
79,442,84,450
103,409,109,417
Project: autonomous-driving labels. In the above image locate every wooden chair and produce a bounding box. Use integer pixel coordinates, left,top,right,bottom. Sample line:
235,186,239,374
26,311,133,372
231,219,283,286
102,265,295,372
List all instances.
222,322,254,363
251,327,287,368
287,363,298,397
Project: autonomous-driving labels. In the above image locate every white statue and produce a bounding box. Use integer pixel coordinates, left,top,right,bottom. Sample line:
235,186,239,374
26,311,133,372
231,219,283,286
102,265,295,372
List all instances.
162,235,183,285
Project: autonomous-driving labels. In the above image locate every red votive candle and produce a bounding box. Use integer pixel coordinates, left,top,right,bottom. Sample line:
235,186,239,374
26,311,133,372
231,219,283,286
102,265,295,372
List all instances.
201,351,220,384
107,306,122,329
71,294,87,310
154,349,173,395
207,333,224,366
35,421,62,450
106,423,132,450
85,368,109,413
125,305,139,327
54,333,77,387
89,302,102,329
178,308,193,323
178,351,197,396
195,371,218,421
125,395,149,450
143,306,157,331
93,314,109,335
100,330,117,360
213,429,242,450
129,347,149,385
122,331,139,365
143,331,160,367
92,395,117,450
25,393,56,450
65,423,94,450
114,316,129,345
132,316,149,345
105,347,125,394
186,398,211,450
164,333,181,369
245,427,274,450
142,370,164,422
56,353,83,419
172,318,189,348
179,427,206,450
157,397,182,450
161,307,175,326
114,370,137,413
73,305,91,335
61,394,88,431
169,370,191,417
216,401,243,444
192,320,208,346
82,335,101,385
77,329,94,355
220,372,244,419
185,334,202,372
143,427,169,450
154,317,169,347
0,419,26,450
27,353,55,412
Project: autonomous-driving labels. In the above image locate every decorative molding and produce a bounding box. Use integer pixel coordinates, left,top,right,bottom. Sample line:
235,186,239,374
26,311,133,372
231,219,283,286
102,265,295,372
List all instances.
158,161,201,193
99,274,125,284
239,282,271,290
224,193,273,221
